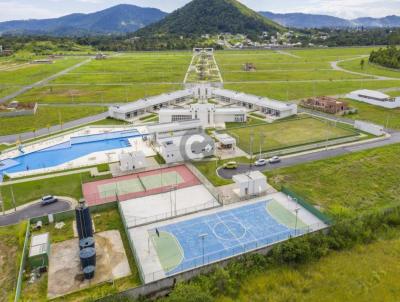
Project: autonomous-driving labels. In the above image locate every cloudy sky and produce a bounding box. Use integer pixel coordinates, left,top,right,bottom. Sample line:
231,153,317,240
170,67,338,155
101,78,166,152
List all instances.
0,0,399,22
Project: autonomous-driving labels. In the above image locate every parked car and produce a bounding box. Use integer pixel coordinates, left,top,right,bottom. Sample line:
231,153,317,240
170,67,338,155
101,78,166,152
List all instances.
41,195,58,206
254,158,268,166
223,161,238,169
268,156,281,164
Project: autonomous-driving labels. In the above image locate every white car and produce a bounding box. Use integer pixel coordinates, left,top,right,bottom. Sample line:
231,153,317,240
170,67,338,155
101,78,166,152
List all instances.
268,156,281,164
254,159,268,166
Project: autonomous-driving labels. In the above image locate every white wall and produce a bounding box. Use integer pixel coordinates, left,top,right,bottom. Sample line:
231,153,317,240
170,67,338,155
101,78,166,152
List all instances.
346,93,400,109
354,120,385,136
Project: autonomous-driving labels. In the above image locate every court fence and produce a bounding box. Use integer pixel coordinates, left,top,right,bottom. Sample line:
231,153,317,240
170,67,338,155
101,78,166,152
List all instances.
118,200,145,284
14,220,30,302
122,199,221,228
282,186,333,225
140,220,328,284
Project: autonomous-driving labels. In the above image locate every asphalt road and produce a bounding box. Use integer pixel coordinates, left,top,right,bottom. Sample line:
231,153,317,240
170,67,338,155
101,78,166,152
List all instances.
218,132,400,179
0,199,72,226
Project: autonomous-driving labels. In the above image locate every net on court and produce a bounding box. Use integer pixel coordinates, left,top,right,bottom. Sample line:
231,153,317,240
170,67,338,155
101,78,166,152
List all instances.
83,165,200,206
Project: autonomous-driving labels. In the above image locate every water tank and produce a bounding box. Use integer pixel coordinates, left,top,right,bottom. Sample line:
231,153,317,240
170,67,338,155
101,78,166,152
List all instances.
75,200,93,240
79,237,95,250
79,247,96,268
83,265,95,280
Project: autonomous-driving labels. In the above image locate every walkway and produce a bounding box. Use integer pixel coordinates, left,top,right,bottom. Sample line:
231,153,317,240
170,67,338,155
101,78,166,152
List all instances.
330,56,396,81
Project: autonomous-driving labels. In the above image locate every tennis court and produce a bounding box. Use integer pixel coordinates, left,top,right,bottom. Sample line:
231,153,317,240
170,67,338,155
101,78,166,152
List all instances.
83,165,200,206
131,192,327,283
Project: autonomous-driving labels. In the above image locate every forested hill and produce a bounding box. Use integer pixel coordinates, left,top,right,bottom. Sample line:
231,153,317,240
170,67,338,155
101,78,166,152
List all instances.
135,0,285,36
370,46,400,69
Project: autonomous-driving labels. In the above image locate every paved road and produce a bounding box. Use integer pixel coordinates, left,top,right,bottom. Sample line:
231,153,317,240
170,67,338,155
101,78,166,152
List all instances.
0,111,108,144
218,132,400,179
0,58,92,104
0,199,72,226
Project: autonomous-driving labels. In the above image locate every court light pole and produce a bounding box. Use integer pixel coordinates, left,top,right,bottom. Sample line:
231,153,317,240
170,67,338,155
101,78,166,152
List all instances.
294,208,300,236
199,233,208,266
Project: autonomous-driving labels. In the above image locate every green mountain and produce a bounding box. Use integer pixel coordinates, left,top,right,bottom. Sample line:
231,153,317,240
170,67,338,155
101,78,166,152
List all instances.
135,0,285,36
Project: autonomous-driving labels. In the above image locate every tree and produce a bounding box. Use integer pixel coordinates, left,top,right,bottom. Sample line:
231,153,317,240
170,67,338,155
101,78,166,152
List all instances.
360,59,365,70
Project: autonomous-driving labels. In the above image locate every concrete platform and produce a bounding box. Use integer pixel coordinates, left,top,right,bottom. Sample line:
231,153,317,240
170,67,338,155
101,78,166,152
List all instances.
47,230,131,299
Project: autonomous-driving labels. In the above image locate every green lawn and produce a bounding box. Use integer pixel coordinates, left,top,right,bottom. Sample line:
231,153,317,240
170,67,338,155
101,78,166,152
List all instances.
344,98,400,129
0,222,26,302
221,69,370,82
267,143,400,216
224,80,400,102
0,172,111,211
224,117,356,154
339,59,400,79
218,235,400,302
15,83,182,104
21,207,141,302
0,57,86,86
0,105,106,136
192,157,249,187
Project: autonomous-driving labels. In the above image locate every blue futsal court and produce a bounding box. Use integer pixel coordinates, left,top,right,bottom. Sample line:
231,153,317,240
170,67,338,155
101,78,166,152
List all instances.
151,200,305,276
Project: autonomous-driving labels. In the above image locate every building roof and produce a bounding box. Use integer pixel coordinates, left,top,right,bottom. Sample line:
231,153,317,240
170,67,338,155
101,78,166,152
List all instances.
350,89,390,100
29,233,49,257
145,120,202,134
214,133,236,145
110,89,193,113
212,88,294,111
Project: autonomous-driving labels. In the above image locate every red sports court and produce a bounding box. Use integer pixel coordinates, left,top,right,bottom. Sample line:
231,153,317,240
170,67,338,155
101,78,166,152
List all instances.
83,165,200,206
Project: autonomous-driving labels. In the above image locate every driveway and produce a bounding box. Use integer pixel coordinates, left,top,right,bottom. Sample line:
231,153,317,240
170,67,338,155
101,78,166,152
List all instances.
217,164,268,179
0,198,72,226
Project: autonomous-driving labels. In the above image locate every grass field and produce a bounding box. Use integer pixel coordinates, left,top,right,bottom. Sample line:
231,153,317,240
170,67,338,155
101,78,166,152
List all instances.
267,143,400,216
339,59,400,79
343,98,400,129
0,105,106,136
0,222,26,302
218,234,400,302
0,172,111,211
21,207,141,302
15,83,182,104
224,117,356,154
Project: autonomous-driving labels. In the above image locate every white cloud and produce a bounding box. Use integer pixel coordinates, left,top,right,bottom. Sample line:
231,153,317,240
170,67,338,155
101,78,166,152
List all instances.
0,0,398,22
0,1,61,21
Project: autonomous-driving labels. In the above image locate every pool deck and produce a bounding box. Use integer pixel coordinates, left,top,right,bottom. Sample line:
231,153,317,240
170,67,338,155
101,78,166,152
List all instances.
0,126,155,179
130,192,327,284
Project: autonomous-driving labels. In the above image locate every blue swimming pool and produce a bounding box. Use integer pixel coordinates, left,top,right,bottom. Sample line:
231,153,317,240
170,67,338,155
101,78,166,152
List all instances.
0,130,141,179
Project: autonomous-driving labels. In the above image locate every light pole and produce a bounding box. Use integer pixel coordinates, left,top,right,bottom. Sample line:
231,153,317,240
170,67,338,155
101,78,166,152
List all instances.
199,233,208,265
294,207,300,235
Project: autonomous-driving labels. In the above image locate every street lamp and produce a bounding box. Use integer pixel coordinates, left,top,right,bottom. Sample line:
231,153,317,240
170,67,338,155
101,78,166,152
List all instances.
199,233,208,265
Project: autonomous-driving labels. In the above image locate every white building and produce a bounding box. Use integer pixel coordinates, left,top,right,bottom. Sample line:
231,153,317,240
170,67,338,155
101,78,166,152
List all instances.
144,120,203,140
346,90,400,109
119,151,147,172
108,85,297,122
212,88,298,119
232,171,268,199
159,103,247,128
108,89,193,121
